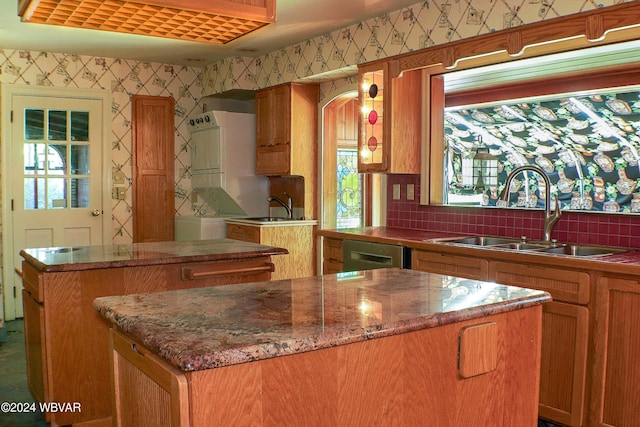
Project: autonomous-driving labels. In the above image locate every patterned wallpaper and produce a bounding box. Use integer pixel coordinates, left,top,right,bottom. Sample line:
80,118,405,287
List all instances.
0,0,633,247
202,0,632,103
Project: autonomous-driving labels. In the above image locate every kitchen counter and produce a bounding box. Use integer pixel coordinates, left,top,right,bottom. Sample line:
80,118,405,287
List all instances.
20,238,288,272
97,268,550,426
225,217,318,226
318,226,640,273
94,268,549,371
20,238,288,427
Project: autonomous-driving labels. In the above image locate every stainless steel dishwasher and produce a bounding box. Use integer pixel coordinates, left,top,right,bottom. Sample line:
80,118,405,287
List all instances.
342,239,411,272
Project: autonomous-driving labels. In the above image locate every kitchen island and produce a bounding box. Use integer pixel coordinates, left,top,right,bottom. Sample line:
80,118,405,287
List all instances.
95,268,550,427
21,239,287,427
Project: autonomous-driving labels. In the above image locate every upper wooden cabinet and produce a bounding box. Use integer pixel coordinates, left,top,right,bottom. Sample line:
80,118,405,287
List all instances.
255,82,319,176
358,60,422,174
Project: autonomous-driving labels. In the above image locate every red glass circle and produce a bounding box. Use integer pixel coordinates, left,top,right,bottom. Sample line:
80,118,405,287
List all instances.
367,136,378,151
368,110,378,125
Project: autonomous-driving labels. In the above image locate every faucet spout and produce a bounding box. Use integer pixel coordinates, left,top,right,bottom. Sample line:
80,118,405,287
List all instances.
499,164,562,242
267,193,293,219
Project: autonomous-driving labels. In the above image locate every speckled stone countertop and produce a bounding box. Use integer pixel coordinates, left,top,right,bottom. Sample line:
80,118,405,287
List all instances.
20,239,288,272
317,226,640,272
94,268,550,372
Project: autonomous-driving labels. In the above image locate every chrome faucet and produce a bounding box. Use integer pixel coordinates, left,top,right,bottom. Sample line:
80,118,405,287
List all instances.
267,192,293,219
499,165,562,242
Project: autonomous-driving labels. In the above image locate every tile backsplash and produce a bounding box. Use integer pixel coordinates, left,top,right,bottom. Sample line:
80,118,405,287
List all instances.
387,174,640,249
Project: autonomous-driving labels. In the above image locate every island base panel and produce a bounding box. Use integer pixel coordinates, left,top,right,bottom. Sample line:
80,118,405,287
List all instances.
112,306,542,427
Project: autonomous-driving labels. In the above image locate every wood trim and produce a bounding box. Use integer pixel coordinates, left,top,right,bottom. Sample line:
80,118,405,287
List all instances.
396,2,640,74
446,63,640,107
428,75,444,205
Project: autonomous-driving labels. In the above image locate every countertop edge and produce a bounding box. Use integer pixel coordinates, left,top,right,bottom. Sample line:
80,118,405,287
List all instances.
225,219,318,226
95,292,551,372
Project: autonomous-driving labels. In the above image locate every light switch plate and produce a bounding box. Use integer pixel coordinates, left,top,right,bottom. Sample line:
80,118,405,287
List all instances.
393,184,401,200
407,184,415,200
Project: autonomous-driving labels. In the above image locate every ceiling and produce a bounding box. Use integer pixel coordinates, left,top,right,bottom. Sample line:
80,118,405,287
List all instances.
0,0,419,67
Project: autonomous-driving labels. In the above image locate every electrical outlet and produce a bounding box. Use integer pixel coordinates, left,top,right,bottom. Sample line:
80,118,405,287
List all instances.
393,184,401,200
407,184,415,200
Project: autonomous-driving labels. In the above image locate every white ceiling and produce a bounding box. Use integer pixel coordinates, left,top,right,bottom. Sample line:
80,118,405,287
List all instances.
0,0,419,67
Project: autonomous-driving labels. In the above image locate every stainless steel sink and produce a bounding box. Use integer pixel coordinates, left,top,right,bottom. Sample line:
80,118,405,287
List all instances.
491,242,552,251
536,245,627,257
436,235,628,257
442,236,519,246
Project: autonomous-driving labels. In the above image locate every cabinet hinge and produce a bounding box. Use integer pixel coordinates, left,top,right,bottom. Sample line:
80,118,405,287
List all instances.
13,286,17,298
10,110,13,123
11,199,14,211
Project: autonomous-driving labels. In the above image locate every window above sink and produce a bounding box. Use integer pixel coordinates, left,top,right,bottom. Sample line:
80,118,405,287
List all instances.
438,40,640,215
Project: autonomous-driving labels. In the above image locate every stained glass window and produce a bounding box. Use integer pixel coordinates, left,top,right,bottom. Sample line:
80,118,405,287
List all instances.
337,149,362,228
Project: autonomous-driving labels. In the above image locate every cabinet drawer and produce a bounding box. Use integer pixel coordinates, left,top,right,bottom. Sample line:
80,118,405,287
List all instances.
226,224,260,243
412,250,489,281
174,258,274,286
323,238,343,262
490,261,590,304
22,262,44,303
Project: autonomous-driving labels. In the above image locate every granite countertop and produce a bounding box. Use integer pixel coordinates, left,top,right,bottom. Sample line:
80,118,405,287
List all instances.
94,268,550,372
20,239,288,272
317,226,640,271
225,218,318,226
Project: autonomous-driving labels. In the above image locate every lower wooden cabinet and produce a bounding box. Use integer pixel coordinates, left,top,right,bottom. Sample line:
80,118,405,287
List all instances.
412,249,488,280
21,256,274,427
538,301,589,427
590,275,640,427
110,307,543,427
322,237,343,274
227,222,315,280
412,249,592,427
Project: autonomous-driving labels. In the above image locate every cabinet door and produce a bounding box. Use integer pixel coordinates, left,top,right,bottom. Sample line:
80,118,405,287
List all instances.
271,84,291,145
412,250,489,281
322,238,343,274
538,301,589,427
112,330,189,427
255,89,273,147
22,291,48,408
591,276,640,427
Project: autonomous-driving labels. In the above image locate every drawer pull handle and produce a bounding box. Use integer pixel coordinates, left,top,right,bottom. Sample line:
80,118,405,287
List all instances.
182,263,275,280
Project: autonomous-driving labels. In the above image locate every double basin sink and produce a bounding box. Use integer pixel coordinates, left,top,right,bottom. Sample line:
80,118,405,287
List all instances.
438,236,628,257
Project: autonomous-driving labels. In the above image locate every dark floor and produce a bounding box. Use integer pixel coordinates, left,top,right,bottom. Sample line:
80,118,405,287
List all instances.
0,319,562,427
0,320,48,427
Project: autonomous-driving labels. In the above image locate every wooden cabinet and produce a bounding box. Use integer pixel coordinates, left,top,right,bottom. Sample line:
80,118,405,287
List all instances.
322,237,343,274
412,249,488,280
490,261,590,427
255,82,319,176
538,301,589,426
358,60,422,173
21,255,274,427
412,250,591,426
227,222,315,280
110,306,543,427
590,275,640,427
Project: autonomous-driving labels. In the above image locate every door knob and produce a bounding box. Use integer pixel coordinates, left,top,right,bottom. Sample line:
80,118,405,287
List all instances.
91,209,101,216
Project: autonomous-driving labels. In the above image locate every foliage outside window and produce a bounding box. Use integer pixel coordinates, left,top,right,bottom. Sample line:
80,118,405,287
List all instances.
444,86,640,214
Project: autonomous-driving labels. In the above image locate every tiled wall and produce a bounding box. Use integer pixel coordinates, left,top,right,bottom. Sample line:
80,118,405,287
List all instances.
387,174,640,249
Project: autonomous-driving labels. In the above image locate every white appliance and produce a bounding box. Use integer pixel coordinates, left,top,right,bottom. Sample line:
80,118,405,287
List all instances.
175,216,227,241
176,110,269,240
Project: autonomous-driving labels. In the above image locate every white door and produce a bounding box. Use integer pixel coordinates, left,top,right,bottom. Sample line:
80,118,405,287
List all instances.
2,87,111,320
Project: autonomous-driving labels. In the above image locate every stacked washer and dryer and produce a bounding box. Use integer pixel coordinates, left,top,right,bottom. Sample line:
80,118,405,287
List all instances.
175,110,269,241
